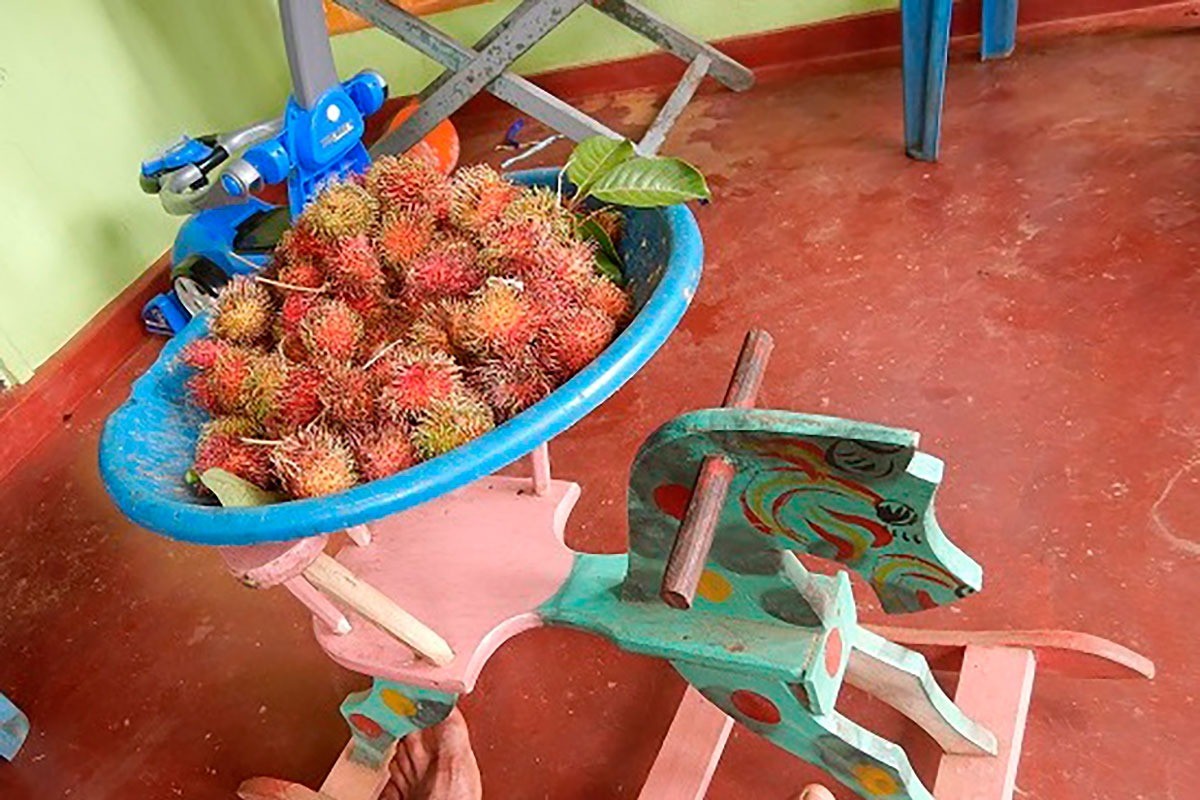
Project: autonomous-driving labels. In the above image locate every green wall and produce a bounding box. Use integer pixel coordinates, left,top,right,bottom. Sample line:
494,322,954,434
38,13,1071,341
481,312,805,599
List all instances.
0,0,890,383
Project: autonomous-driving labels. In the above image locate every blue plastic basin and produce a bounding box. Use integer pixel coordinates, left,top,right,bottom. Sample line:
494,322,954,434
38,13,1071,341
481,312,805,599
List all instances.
99,169,704,545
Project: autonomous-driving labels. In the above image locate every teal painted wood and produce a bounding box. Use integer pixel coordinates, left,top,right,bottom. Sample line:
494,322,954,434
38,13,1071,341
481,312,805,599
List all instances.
622,408,981,617
340,680,458,769
0,693,28,761
673,660,934,800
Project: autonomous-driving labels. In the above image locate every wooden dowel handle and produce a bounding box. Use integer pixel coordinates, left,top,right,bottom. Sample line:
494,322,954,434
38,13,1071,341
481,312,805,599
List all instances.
660,457,736,609
659,329,775,609
722,329,775,409
303,554,455,667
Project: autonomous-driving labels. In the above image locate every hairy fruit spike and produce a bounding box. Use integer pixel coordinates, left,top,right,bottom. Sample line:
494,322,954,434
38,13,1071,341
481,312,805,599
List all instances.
263,365,324,436
460,278,539,358
470,356,553,420
478,216,557,278
450,165,521,232
241,353,290,423
299,299,364,363
353,422,420,481
212,276,274,344
302,181,379,240
200,415,262,441
412,391,496,459
502,186,575,241
531,238,596,293
277,292,321,339
537,307,616,378
180,338,230,370
407,300,469,356
375,347,463,420
325,234,385,293
272,428,359,499
375,208,436,270
193,431,274,490
277,223,334,266
202,345,257,414
320,364,377,427
365,155,452,218
579,274,632,322
401,238,483,303
275,259,325,291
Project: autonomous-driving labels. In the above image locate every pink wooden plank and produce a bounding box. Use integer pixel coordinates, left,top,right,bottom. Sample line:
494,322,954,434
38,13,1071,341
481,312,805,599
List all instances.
866,625,1154,680
320,739,394,800
933,646,1036,800
638,686,733,800
284,575,351,635
313,476,581,693
221,535,329,588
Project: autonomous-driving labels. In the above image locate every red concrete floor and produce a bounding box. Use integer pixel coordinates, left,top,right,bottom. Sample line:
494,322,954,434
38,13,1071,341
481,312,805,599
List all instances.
2,24,1199,800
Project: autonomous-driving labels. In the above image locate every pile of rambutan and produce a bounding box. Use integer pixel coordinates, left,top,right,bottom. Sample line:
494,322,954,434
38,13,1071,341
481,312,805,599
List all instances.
182,155,632,500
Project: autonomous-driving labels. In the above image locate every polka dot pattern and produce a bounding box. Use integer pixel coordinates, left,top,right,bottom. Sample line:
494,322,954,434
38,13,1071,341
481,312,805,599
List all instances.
348,713,383,739
824,628,843,677
696,569,733,603
730,689,781,725
381,688,417,717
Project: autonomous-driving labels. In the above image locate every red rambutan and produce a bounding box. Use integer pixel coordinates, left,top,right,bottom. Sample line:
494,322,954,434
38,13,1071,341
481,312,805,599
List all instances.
275,259,326,291
352,422,420,481
320,363,377,427
180,337,229,370
276,223,334,265
302,181,379,240
406,300,469,356
375,208,436,270
365,155,452,218
299,299,364,363
193,419,273,489
459,278,539,358
449,165,521,232
401,238,483,303
411,390,495,459
536,307,615,378
211,276,274,344
272,428,360,499
240,353,291,422
262,364,324,436
477,216,556,278
277,292,321,339
578,275,632,322
375,347,463,420
324,234,384,293
502,186,575,241
197,345,257,414
470,355,553,420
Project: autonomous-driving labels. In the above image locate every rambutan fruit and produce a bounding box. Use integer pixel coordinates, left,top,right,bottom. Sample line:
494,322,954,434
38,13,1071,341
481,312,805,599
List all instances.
320,363,377,427
186,373,221,415
459,278,539,358
262,364,324,437
449,165,521,232
325,234,384,293
375,208,436,270
411,391,495,459
240,353,290,423
401,237,483,303
536,307,615,378
277,292,322,339
590,207,625,244
211,276,274,344
272,428,360,499
502,186,576,241
200,415,261,440
299,299,364,363
193,422,273,490
365,155,452,218
202,345,257,414
180,337,229,370
529,238,596,294
352,422,420,481
340,287,387,323
406,300,469,356
275,259,326,291
302,181,379,240
578,274,632,322
276,223,334,266
477,216,556,278
470,355,553,420
375,347,463,420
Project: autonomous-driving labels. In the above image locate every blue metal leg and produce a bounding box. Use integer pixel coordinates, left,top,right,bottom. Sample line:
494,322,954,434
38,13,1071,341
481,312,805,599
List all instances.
0,693,29,761
901,0,954,162
981,0,1019,60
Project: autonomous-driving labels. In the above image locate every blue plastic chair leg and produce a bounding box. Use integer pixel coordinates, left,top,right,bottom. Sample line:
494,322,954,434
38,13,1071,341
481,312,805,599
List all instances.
901,0,954,161
981,0,1019,60
0,693,29,761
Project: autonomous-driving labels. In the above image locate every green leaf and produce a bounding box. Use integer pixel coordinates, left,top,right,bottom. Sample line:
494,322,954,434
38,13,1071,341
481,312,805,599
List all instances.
589,157,711,208
577,217,622,264
594,250,624,285
199,468,283,508
566,136,636,200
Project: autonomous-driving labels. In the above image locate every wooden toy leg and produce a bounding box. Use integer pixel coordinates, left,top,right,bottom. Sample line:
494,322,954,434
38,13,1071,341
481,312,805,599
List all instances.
672,662,936,800
340,679,459,773
901,0,953,161
845,628,996,756
0,692,29,761
981,0,1019,60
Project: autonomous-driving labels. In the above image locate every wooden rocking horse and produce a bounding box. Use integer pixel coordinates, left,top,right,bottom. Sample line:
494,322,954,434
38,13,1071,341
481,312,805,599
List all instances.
216,330,1152,800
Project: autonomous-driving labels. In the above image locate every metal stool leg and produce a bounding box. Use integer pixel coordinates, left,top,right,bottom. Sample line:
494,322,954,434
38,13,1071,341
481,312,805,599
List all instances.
901,0,953,161
981,0,1019,60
